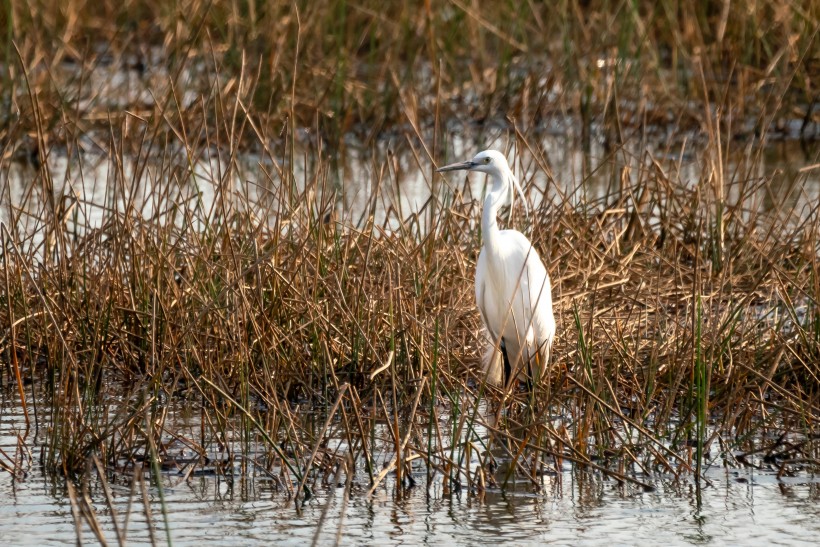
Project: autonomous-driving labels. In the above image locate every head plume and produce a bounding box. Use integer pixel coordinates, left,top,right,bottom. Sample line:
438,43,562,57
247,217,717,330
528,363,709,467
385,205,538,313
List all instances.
505,168,529,221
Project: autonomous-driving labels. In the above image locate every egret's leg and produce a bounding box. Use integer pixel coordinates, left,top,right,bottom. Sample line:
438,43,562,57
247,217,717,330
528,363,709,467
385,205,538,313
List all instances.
525,359,533,392
501,339,512,388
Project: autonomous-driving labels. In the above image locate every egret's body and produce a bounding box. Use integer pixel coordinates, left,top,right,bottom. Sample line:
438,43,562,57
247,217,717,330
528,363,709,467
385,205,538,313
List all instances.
438,150,555,386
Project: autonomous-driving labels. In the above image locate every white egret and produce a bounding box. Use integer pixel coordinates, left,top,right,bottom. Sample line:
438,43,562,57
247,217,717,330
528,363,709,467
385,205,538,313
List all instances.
437,150,555,387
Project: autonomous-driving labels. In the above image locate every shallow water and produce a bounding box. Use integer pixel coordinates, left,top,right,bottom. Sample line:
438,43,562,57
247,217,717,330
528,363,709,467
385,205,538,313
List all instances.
2,394,820,546
2,121,818,258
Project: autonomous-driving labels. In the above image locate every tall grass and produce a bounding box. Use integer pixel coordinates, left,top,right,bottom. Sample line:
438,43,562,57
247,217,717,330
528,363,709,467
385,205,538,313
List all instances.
3,88,817,480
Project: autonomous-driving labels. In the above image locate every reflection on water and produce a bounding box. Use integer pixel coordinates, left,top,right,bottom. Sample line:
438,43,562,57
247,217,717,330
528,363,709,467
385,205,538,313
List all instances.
2,124,818,258
2,396,820,546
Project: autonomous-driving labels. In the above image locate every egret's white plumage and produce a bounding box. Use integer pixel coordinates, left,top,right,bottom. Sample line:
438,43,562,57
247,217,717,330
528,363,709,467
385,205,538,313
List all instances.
438,150,555,386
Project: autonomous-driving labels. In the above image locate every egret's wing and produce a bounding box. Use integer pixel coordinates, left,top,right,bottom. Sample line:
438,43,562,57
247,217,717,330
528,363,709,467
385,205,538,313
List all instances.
497,231,554,368
519,247,555,375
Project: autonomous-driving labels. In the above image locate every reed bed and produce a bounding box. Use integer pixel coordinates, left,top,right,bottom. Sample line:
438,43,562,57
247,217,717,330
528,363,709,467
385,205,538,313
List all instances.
1,0,817,143
0,0,819,542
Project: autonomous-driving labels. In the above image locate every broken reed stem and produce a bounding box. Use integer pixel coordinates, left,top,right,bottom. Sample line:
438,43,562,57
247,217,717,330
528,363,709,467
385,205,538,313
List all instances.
296,382,350,503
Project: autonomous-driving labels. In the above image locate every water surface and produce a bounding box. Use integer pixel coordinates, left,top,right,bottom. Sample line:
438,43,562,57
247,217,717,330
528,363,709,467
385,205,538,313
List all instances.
2,393,820,546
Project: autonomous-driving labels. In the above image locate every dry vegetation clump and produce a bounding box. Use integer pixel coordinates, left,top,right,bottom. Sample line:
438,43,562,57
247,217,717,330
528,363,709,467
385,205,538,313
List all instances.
1,113,818,493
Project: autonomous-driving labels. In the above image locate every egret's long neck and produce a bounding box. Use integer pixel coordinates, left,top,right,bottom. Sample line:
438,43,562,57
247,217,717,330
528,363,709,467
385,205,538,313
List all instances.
481,172,509,246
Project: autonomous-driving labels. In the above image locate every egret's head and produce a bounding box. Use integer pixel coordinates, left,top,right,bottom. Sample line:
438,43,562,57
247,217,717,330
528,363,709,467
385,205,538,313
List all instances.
436,149,528,217
436,149,509,177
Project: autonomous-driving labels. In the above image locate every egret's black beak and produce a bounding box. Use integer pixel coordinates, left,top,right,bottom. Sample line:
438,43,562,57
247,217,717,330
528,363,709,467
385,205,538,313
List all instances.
436,160,475,173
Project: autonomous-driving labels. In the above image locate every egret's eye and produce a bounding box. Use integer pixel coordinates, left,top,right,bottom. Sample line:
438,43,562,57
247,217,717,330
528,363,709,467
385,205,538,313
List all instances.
484,157,491,164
